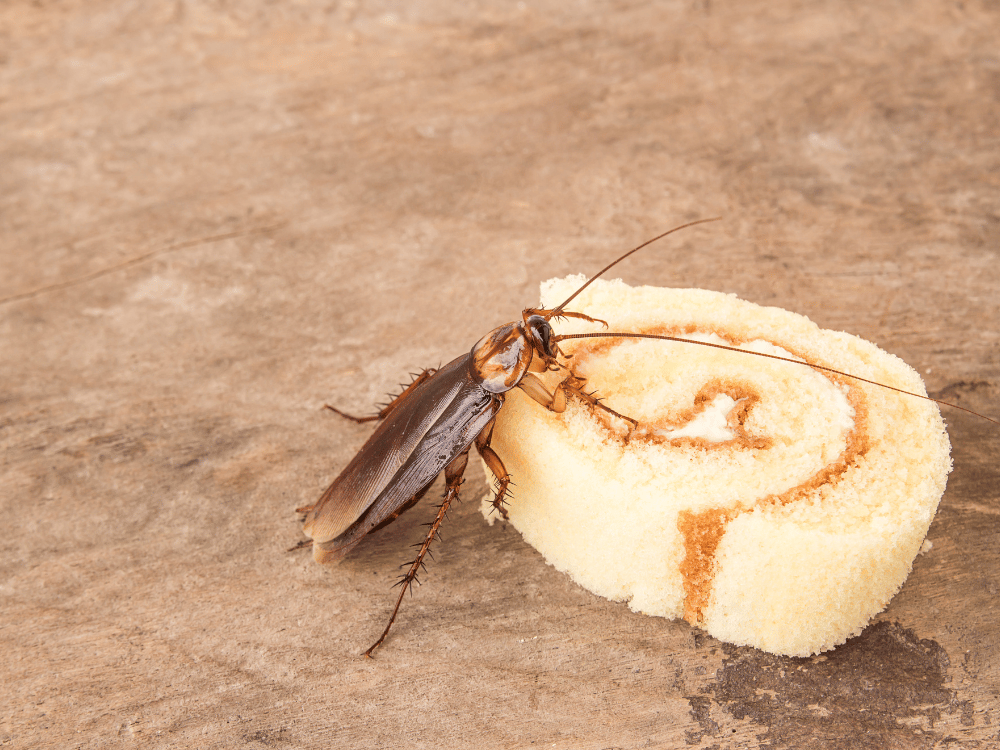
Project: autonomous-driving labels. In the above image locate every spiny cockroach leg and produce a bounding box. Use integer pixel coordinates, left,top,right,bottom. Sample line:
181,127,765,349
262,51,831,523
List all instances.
561,379,639,430
326,367,438,424
323,404,379,423
525,307,608,328
287,539,313,553
488,478,515,517
474,420,511,519
364,448,470,658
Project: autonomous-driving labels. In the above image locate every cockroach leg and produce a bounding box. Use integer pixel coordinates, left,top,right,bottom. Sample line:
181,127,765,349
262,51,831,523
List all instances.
525,307,608,328
364,448,470,658
287,539,314,553
323,404,380,423
561,376,639,430
517,371,638,430
474,421,511,519
517,372,563,412
325,367,438,423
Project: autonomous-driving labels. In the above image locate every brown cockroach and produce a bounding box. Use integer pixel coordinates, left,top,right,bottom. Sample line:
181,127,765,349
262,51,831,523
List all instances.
296,219,996,657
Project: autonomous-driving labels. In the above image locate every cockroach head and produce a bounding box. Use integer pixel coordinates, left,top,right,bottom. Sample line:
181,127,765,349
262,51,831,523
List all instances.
525,314,557,359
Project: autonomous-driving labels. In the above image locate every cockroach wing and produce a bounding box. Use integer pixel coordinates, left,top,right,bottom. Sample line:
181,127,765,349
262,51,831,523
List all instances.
304,353,501,562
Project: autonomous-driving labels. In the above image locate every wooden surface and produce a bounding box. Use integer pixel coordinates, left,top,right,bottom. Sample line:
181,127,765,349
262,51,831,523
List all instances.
2,2,998,748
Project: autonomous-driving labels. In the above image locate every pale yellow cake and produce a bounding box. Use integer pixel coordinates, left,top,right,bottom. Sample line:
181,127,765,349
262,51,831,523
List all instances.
481,277,951,656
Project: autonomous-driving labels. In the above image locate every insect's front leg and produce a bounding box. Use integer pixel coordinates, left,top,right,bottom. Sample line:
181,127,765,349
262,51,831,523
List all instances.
524,307,608,327
561,374,639,429
364,447,469,658
517,371,638,429
325,367,438,423
475,420,511,520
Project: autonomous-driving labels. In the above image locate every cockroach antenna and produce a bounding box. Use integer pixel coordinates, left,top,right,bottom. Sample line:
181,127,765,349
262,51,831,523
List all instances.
544,217,722,321
551,332,998,426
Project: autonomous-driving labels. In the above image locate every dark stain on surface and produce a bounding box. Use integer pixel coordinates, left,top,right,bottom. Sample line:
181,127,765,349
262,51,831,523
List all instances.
684,694,720,745
699,621,975,749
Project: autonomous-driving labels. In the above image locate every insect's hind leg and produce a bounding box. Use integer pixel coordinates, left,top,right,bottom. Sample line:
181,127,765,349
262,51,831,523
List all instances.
364,447,469,658
325,367,438,423
474,420,511,520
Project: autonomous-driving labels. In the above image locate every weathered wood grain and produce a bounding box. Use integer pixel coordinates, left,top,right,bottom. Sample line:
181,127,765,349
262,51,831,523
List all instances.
1,1,997,748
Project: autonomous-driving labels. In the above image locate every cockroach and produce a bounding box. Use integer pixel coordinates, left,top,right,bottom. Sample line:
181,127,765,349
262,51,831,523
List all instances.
296,219,996,657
